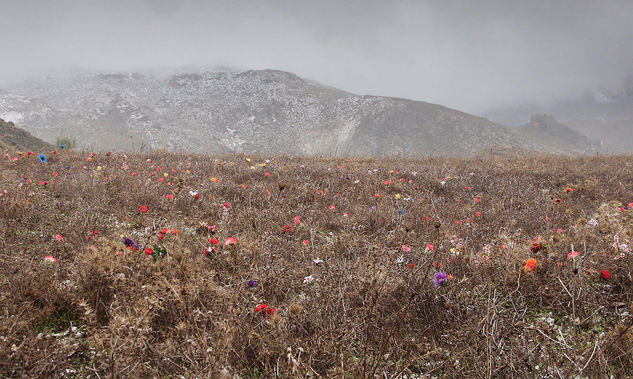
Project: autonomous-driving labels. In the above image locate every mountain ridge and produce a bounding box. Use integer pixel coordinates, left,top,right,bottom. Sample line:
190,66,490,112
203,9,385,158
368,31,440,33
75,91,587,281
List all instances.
0,69,597,156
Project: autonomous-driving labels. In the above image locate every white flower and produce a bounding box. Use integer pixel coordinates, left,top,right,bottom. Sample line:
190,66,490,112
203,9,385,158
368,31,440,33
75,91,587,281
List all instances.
303,275,314,284
312,258,323,264
395,255,405,264
588,218,598,227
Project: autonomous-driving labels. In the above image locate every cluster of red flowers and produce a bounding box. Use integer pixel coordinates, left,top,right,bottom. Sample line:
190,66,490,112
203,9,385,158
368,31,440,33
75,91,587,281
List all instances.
531,240,547,254
254,303,275,317
158,228,177,241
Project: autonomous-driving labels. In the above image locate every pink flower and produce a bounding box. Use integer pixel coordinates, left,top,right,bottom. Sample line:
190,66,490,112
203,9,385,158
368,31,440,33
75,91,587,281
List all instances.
224,237,237,246
294,216,301,226
567,251,579,260
402,245,411,252
328,204,335,210
54,234,63,241
44,255,58,264
426,244,434,252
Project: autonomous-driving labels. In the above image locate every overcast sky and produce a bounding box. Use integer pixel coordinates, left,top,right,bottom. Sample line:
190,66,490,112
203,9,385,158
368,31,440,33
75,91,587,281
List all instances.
1,0,632,113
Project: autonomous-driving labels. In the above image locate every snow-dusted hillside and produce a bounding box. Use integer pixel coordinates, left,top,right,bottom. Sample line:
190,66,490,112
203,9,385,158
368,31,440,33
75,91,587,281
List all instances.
0,69,595,156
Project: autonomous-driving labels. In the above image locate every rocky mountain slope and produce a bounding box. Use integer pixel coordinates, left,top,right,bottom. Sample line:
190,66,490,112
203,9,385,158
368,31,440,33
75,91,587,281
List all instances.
0,117,52,152
0,69,596,156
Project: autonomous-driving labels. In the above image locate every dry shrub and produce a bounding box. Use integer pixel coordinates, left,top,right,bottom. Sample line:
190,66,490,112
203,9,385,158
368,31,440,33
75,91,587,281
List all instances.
0,152,632,377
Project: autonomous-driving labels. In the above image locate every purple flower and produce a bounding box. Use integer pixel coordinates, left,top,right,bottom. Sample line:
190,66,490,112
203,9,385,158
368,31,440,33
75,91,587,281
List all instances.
433,272,448,287
124,238,134,247
370,206,377,211
247,280,257,288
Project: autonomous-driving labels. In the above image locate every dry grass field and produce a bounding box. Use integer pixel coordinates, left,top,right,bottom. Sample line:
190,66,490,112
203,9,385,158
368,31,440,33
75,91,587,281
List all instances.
1,150,632,377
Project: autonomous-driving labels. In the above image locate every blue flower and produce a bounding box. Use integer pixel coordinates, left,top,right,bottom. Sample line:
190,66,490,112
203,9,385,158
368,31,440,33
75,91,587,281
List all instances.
39,154,46,162
59,145,65,149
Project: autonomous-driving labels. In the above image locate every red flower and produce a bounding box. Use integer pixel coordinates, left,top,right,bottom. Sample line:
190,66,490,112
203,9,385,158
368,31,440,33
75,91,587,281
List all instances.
222,202,230,208
294,216,301,226
254,303,275,317
600,270,611,280
139,205,148,213
254,303,268,313
224,237,237,246
209,238,218,245
165,194,173,200
144,248,154,255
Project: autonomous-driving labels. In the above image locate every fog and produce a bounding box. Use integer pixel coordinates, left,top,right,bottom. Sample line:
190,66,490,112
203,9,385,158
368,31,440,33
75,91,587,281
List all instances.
1,0,632,113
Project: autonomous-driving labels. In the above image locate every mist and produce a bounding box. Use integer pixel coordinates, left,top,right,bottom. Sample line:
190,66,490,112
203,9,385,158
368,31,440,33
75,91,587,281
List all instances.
2,0,633,114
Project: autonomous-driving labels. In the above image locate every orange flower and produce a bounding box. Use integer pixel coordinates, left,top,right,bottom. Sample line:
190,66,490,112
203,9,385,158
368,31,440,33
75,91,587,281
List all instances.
523,258,537,272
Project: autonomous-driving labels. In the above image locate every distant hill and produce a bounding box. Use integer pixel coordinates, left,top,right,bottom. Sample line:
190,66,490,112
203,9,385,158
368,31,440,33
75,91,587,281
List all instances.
0,117,52,152
0,69,597,156
484,84,633,153
517,115,598,154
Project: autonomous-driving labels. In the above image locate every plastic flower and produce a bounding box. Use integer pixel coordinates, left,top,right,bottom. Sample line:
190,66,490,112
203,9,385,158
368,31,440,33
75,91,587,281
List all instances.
303,275,314,284
523,258,537,272
254,303,275,317
44,255,57,264
567,251,579,260
224,237,237,246
139,205,148,213
402,245,411,253
39,154,46,162
600,270,611,280
434,272,448,287
144,247,154,255
54,234,63,242
247,280,257,287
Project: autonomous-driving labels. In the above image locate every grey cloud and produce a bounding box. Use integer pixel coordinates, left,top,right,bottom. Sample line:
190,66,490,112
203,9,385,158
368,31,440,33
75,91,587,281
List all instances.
1,0,632,113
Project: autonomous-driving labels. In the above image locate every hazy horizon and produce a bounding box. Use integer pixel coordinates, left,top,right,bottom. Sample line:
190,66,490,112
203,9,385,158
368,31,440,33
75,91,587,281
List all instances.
2,0,633,114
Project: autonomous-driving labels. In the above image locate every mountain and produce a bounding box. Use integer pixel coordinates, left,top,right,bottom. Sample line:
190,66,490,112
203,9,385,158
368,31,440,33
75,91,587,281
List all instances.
518,115,598,153
0,117,52,152
484,84,633,153
0,69,596,156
